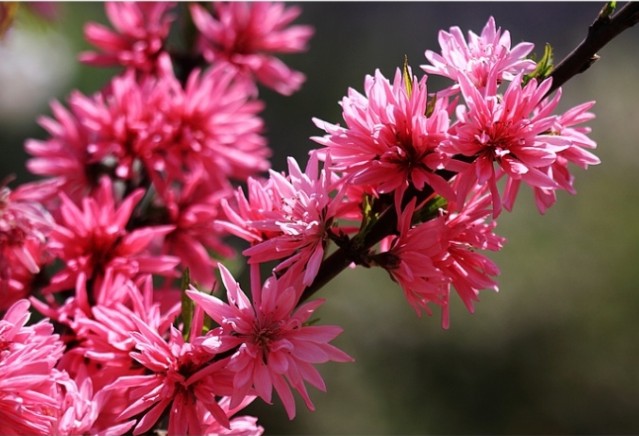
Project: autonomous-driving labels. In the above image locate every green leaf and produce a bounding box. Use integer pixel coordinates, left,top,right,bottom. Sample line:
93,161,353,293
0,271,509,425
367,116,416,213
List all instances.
412,195,447,225
524,43,554,85
599,1,617,19
402,54,413,97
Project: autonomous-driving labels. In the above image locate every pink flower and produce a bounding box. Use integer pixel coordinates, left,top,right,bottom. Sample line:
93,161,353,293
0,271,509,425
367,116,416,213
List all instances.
201,397,264,436
382,199,450,319
79,2,176,73
53,369,136,435
221,155,346,286
156,166,235,289
190,2,314,95
25,99,116,202
70,61,268,185
383,188,504,328
0,181,54,309
503,99,601,213
45,177,179,294
433,188,505,328
109,315,236,435
449,74,572,216
422,16,536,91
0,181,54,274
0,299,64,435
313,68,457,205
187,263,353,420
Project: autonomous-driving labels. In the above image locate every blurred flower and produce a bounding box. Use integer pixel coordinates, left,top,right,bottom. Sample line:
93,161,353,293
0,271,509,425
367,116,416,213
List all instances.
0,299,64,434
190,2,314,95
0,181,54,310
79,2,176,74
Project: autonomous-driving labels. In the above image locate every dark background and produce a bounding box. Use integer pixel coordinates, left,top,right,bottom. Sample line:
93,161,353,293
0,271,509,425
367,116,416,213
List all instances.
2,3,639,434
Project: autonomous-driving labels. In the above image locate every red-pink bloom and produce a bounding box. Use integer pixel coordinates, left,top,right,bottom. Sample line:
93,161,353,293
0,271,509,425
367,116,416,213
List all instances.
156,166,235,289
382,199,450,319
25,99,116,202
0,299,64,435
190,2,314,95
433,188,504,328
449,73,573,216
384,188,504,328
187,263,353,420
0,181,54,309
45,177,179,294
110,314,236,435
71,61,268,185
503,99,601,213
422,16,536,91
53,369,136,436
313,68,458,205
201,397,264,436
221,155,346,286
79,2,176,73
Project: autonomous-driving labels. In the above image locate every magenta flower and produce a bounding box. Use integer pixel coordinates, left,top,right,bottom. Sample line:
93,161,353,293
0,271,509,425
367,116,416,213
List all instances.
25,99,116,201
187,263,353,420
383,199,450,319
156,166,235,289
70,61,268,185
383,188,504,328
220,155,346,286
0,299,64,435
433,188,505,328
503,99,601,213
110,315,236,435
313,68,457,205
200,397,264,436
0,181,54,274
422,16,536,90
190,1,314,95
0,181,54,309
79,2,176,73
53,369,136,435
449,74,573,216
45,177,179,294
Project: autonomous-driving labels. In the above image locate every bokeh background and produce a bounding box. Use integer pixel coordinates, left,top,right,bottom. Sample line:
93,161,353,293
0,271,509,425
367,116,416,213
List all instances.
2,2,639,434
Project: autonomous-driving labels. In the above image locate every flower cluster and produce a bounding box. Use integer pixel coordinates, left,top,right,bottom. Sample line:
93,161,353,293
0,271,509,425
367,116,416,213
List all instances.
0,5,600,435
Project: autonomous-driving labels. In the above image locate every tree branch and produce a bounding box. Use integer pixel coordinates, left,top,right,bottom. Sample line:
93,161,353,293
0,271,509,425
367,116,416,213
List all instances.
547,2,639,95
301,2,639,303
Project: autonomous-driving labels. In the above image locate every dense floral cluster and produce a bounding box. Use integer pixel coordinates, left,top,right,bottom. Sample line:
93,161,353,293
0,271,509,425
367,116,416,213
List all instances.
0,3,599,435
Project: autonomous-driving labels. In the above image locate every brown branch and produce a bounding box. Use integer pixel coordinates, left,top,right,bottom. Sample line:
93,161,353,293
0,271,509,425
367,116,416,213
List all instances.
301,2,639,303
547,2,639,95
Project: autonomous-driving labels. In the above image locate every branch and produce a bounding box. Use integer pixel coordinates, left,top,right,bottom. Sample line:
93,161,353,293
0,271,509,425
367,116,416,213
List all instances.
547,2,639,94
301,2,639,303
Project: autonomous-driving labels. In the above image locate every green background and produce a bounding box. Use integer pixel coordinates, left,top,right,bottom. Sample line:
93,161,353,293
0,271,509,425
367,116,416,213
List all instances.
2,2,639,434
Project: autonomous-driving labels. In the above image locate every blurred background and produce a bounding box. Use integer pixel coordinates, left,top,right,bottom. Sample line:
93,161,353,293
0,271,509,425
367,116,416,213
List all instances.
2,2,639,434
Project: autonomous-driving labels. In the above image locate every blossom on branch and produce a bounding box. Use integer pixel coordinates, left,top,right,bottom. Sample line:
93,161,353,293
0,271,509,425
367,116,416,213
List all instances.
80,2,176,74
187,264,353,420
45,177,179,294
422,16,536,91
190,1,314,95
313,68,458,206
219,155,347,286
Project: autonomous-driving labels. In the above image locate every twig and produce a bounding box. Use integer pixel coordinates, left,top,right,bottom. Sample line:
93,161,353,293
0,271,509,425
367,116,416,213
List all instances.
547,2,639,95
301,2,639,303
